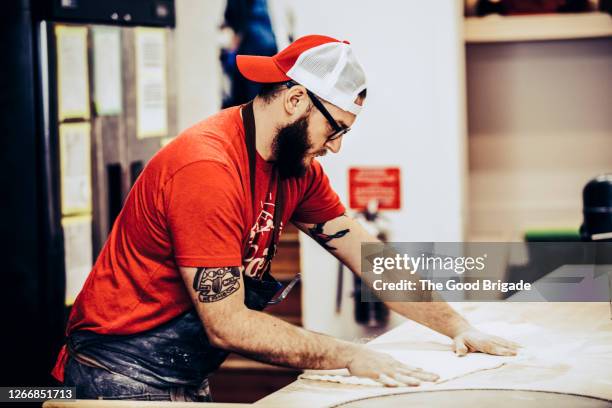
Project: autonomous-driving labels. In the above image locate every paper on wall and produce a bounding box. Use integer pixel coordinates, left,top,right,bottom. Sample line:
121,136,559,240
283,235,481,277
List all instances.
135,27,168,138
62,215,93,305
55,25,90,121
92,26,123,115
60,122,92,215
159,136,174,148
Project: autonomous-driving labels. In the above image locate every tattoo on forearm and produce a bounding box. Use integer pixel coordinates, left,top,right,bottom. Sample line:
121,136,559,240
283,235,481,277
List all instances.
192,267,241,302
308,221,350,251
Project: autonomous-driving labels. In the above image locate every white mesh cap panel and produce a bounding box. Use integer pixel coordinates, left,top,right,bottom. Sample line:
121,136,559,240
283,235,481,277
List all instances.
286,42,366,115
294,43,340,83
336,52,367,100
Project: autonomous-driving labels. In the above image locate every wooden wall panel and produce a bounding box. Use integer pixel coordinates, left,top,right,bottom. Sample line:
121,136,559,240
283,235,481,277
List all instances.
466,40,612,241
468,132,612,239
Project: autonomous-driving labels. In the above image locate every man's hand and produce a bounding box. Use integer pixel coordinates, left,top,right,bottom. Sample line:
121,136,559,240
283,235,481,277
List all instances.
452,327,521,357
347,347,439,387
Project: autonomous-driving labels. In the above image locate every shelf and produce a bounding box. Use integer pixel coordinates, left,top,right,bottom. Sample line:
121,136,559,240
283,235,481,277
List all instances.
465,12,612,43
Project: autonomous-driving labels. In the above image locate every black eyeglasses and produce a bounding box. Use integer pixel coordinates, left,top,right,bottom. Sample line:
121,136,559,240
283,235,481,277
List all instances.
285,81,350,141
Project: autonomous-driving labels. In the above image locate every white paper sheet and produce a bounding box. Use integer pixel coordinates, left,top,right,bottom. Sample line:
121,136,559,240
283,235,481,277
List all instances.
135,27,168,138
93,26,123,115
55,25,90,121
59,122,92,215
62,215,93,305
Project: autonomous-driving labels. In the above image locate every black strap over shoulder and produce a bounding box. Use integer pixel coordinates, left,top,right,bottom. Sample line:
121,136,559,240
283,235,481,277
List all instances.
242,101,284,264
242,101,257,206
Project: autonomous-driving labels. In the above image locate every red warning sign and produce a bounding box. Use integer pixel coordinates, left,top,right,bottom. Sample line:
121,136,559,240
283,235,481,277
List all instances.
348,167,401,210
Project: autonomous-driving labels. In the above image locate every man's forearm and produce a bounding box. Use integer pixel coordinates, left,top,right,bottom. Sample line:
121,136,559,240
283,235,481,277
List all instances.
182,265,362,370
294,215,519,358
212,308,361,369
294,216,473,340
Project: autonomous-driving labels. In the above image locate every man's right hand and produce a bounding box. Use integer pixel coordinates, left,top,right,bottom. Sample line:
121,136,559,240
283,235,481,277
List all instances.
346,347,439,387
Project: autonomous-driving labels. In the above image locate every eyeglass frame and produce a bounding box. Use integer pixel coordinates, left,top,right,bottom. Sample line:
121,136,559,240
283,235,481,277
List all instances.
284,81,351,141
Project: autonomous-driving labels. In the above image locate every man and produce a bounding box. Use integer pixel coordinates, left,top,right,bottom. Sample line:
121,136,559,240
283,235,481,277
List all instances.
52,35,519,401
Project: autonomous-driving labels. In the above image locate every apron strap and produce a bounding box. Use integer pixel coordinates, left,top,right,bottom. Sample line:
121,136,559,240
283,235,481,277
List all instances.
242,101,257,207
242,101,284,264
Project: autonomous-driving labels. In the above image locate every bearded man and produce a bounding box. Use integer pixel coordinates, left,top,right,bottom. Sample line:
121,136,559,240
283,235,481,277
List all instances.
52,35,519,402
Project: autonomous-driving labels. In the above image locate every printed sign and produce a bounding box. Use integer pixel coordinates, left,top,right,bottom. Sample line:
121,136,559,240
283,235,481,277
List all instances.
349,167,401,210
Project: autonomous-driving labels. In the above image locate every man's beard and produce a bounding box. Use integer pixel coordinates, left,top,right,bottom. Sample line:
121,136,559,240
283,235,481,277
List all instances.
272,115,316,179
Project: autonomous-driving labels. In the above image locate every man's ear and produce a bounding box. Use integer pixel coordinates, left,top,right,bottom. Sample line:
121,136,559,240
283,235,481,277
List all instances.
283,85,309,117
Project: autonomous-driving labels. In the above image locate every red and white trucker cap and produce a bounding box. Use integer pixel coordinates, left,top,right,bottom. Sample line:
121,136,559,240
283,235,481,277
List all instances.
236,35,367,115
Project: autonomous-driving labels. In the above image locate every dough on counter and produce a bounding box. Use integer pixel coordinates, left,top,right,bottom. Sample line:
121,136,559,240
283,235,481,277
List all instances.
300,350,514,387
300,322,541,387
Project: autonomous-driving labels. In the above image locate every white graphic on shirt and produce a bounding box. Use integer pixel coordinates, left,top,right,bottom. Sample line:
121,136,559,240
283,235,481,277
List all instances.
243,191,283,279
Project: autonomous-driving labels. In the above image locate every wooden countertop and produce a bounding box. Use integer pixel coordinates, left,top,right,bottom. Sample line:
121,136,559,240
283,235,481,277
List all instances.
43,401,248,408
255,302,612,408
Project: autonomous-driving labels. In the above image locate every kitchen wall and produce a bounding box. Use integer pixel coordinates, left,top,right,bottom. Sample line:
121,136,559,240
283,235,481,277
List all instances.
175,0,225,132
466,38,612,241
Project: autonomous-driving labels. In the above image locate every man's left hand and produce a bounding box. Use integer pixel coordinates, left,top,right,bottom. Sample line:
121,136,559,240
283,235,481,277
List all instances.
452,328,521,357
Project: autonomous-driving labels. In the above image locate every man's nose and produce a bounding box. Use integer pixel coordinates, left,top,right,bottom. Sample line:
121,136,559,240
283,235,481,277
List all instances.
325,136,343,153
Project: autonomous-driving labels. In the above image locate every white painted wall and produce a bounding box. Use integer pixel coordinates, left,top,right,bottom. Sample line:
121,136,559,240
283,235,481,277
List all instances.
292,1,467,338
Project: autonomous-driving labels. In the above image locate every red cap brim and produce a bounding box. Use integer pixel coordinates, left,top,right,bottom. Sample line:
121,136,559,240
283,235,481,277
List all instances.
236,55,290,83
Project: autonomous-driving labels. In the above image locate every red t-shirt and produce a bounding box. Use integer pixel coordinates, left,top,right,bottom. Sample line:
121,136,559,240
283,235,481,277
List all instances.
52,106,345,381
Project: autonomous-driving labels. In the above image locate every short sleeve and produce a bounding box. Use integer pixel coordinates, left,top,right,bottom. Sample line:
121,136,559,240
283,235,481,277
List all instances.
164,161,245,267
292,160,346,224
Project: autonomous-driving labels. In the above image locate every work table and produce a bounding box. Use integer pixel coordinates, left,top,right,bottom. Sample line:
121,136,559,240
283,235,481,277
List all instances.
43,302,612,407
255,302,612,407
